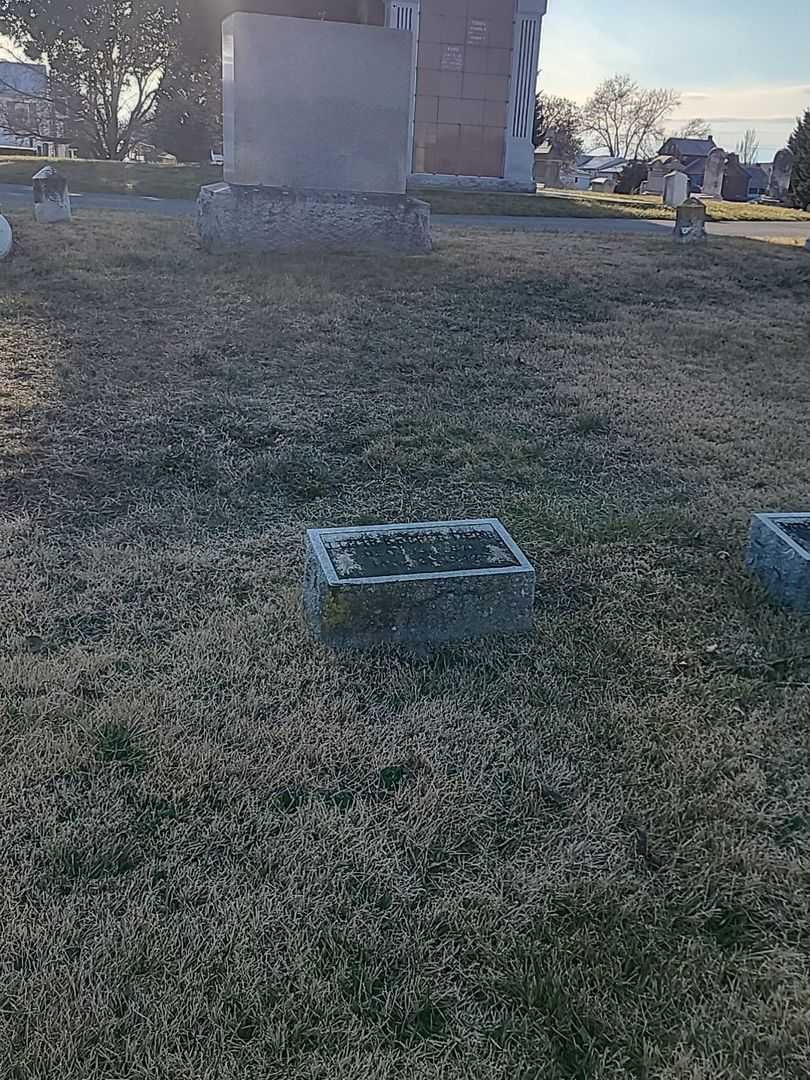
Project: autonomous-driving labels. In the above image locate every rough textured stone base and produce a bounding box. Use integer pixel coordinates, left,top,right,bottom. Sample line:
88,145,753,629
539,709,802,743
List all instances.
745,512,810,613
303,520,535,650
197,183,431,254
673,198,707,244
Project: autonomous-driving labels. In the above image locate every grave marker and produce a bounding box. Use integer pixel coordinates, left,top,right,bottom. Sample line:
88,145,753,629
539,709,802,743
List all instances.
0,214,11,258
746,512,810,612
33,166,71,224
767,149,794,203
673,198,707,244
663,170,688,207
702,148,726,199
304,518,535,649
197,13,431,255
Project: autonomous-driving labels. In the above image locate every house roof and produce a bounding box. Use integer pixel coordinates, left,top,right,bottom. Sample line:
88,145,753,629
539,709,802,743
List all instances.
579,155,626,172
745,164,770,187
662,137,716,158
534,140,563,159
0,61,47,96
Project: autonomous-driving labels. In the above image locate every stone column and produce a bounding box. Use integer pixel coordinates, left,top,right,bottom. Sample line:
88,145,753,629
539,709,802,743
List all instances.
385,0,421,177
504,0,547,189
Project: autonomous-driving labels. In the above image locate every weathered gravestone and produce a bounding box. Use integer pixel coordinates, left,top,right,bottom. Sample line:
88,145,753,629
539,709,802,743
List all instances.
304,518,535,649
673,198,707,244
663,170,689,207
0,214,12,259
702,147,726,198
33,166,71,223
197,12,431,254
746,513,810,613
767,148,794,203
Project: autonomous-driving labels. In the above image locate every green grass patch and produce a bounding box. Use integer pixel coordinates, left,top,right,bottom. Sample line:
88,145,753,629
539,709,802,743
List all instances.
0,155,222,198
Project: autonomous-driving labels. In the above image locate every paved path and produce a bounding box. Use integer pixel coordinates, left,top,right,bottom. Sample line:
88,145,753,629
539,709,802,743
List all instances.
2,183,808,242
435,213,810,241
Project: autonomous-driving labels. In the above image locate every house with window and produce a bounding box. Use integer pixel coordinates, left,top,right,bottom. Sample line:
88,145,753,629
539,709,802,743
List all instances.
572,153,626,189
656,136,718,192
0,61,75,158
745,163,771,199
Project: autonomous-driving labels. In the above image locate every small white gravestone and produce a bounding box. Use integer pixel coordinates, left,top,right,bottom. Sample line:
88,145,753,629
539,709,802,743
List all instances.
0,214,12,259
33,166,71,224
663,171,689,207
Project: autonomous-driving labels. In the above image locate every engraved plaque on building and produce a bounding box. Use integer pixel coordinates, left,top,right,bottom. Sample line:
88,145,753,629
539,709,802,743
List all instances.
467,19,488,45
440,44,464,71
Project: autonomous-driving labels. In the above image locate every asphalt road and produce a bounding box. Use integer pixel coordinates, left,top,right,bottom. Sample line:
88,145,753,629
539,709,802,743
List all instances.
3,182,809,241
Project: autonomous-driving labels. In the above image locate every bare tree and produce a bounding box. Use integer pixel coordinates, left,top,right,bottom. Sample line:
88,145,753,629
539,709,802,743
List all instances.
582,74,680,159
0,0,180,160
533,91,583,163
674,118,712,139
736,128,760,165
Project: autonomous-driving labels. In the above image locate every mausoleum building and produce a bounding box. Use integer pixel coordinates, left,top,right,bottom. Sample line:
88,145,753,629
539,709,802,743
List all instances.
215,0,548,191
389,0,548,190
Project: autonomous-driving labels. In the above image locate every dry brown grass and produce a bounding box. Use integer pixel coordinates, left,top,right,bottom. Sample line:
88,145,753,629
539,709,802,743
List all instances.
2,214,810,1079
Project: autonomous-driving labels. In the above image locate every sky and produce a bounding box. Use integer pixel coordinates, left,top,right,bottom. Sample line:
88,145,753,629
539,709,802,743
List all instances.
538,0,810,160
3,2,808,162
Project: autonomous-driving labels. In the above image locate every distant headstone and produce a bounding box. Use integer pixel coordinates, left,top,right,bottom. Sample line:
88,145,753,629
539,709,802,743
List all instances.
767,148,794,203
644,156,682,196
589,176,617,194
663,170,689,207
673,198,707,244
702,148,726,198
303,518,535,649
0,214,12,258
32,166,71,224
746,512,810,612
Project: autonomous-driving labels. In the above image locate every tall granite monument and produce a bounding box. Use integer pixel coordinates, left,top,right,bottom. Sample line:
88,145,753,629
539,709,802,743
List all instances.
197,12,431,254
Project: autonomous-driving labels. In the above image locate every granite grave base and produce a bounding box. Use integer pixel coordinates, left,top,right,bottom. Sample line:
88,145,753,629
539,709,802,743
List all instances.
303,519,535,650
746,512,810,613
197,183,432,255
